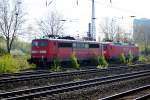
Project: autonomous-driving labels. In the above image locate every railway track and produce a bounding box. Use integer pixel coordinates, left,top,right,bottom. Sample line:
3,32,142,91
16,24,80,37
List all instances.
101,85,150,100
0,70,50,78
0,63,148,78
0,70,149,100
0,64,149,84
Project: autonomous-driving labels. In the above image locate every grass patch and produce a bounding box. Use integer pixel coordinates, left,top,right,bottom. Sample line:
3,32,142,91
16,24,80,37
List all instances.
126,51,134,65
146,56,150,62
119,53,126,64
14,55,36,70
96,55,108,69
0,54,36,73
138,55,150,63
50,57,62,72
119,52,134,65
70,52,80,70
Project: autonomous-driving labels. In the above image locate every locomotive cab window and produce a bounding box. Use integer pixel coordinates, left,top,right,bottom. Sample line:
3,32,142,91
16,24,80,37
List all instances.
32,41,38,46
58,42,72,48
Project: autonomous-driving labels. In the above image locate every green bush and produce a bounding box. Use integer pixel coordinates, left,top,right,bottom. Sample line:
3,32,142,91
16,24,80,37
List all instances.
138,55,148,63
0,54,19,73
51,57,62,72
119,53,126,64
96,55,108,68
0,48,7,56
126,51,133,65
70,52,80,69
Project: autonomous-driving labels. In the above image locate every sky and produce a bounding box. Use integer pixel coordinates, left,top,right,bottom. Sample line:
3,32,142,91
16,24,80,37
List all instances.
23,0,150,41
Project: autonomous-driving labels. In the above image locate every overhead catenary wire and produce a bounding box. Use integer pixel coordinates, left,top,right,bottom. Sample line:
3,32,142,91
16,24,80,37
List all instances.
93,0,138,16
46,0,54,7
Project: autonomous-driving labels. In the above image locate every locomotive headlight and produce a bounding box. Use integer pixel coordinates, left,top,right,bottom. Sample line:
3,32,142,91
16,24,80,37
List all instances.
103,50,106,54
32,50,38,53
40,50,47,54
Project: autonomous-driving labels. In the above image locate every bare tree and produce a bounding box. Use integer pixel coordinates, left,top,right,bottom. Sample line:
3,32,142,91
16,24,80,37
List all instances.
100,18,120,41
38,11,65,39
115,26,124,42
0,0,25,53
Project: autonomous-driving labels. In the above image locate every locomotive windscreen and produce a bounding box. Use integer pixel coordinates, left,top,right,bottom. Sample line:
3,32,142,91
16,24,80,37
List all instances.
32,40,48,46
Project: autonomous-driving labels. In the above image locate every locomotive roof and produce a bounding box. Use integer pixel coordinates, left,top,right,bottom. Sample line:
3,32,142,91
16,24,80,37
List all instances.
33,38,100,44
32,38,138,47
101,41,137,47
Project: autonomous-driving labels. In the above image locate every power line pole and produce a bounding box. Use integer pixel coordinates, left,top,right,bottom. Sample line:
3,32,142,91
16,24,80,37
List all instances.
91,0,96,41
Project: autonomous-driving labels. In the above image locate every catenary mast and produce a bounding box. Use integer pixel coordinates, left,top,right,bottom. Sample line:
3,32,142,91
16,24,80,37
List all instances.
91,0,96,41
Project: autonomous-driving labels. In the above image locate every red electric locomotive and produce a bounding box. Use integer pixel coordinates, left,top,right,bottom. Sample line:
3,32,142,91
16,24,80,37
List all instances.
102,42,139,60
29,39,103,65
29,38,139,66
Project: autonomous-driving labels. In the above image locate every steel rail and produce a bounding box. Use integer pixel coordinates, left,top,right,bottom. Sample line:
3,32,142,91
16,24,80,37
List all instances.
101,85,150,100
1,70,150,100
0,70,50,78
135,94,150,100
